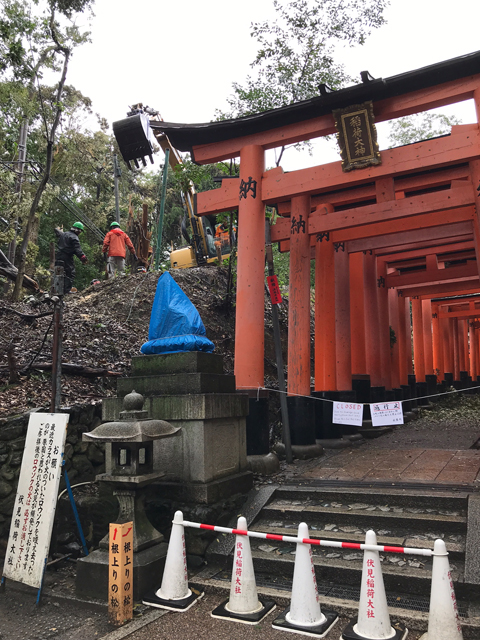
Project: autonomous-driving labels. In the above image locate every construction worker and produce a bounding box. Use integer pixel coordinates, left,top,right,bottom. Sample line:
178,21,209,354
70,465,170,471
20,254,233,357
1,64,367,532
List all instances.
215,222,236,254
54,221,88,294
102,221,137,278
214,223,230,253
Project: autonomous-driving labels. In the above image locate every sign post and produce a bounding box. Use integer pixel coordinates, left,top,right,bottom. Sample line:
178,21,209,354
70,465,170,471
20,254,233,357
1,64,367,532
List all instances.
108,522,134,626
2,413,68,596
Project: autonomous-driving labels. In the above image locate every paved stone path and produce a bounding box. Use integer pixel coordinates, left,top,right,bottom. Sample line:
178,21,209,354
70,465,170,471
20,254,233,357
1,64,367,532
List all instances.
300,448,480,484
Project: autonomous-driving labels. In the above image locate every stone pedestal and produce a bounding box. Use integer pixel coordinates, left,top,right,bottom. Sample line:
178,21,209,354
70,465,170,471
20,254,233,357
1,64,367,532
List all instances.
76,542,168,601
102,353,252,503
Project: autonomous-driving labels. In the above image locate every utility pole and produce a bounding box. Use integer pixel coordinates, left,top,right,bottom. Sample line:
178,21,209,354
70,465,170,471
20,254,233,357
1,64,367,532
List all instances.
113,154,121,224
155,149,170,269
6,120,28,270
265,219,293,463
50,265,64,412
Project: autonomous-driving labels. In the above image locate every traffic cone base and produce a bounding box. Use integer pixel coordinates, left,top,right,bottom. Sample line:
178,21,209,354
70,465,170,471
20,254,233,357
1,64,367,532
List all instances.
211,597,276,625
142,586,204,612
342,617,408,640
272,606,338,638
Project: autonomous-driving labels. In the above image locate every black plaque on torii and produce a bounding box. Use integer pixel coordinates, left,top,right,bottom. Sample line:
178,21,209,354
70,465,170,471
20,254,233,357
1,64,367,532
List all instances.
333,100,381,172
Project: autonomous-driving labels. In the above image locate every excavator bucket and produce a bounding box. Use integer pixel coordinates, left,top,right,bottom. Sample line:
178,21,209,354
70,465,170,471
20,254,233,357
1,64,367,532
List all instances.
112,113,155,169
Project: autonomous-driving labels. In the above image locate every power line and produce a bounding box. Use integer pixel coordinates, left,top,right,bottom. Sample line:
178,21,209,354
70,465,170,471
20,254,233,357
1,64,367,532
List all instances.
0,161,105,242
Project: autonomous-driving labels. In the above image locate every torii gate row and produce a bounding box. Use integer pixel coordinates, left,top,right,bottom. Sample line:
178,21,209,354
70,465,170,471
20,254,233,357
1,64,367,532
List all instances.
151,52,480,433
196,127,480,396
413,295,480,383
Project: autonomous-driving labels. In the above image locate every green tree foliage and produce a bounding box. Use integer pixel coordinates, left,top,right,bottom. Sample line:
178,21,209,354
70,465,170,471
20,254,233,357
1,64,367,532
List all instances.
218,0,389,120
0,0,95,298
215,0,389,289
388,112,461,148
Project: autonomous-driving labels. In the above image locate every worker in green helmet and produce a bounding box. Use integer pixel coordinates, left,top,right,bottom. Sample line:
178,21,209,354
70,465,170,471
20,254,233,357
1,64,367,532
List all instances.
102,221,137,278
54,221,88,293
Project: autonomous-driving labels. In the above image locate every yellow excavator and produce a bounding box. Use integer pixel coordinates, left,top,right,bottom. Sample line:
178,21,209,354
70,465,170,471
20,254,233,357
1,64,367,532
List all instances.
112,104,233,269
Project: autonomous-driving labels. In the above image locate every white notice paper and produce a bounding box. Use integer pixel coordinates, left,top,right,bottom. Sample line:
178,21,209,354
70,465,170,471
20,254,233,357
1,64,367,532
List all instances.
3,413,68,588
370,402,404,427
332,402,364,427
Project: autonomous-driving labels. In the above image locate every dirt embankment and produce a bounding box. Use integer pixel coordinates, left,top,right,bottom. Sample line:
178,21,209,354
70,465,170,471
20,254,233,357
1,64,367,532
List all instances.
0,267,289,418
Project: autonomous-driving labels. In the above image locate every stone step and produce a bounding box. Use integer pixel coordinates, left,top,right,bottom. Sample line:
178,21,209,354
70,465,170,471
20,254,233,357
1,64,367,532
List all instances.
252,523,466,559
250,547,465,598
204,483,477,606
272,486,470,514
262,502,467,536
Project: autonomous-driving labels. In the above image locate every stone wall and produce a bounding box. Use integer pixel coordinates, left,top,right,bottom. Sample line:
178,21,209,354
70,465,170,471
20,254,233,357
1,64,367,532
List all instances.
0,402,251,563
0,403,105,552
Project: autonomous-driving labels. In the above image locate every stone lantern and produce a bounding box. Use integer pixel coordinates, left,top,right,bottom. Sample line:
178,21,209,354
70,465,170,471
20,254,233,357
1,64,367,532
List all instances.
76,390,180,600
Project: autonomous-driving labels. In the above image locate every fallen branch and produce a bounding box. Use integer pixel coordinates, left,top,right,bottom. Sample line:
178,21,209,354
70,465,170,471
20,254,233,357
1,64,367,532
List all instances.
0,305,53,323
0,362,121,378
0,250,40,292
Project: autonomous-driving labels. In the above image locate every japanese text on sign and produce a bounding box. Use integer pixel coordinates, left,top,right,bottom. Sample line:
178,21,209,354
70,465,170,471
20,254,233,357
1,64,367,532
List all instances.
370,402,404,427
239,177,257,199
267,275,282,305
108,522,134,626
366,558,375,619
234,540,243,595
2,413,68,589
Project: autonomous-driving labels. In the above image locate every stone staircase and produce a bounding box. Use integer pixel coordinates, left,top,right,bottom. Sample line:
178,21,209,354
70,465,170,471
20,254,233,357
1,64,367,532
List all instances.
193,483,480,632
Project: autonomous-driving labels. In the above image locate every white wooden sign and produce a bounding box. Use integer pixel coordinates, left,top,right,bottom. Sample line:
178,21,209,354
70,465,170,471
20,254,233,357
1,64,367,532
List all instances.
2,413,68,588
332,401,364,427
370,402,404,427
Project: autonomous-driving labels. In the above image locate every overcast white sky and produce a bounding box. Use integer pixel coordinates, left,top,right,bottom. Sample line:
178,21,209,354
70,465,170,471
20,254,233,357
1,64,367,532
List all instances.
67,0,480,170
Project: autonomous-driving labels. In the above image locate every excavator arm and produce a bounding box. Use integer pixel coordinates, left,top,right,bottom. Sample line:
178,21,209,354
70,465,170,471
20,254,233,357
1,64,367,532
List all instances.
112,104,219,268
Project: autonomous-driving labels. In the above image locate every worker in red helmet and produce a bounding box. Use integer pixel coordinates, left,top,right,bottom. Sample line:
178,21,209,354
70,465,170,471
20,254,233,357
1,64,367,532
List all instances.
102,221,137,278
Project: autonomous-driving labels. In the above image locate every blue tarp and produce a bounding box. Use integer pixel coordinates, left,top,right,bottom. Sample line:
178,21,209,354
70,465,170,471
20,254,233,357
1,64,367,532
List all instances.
140,272,215,355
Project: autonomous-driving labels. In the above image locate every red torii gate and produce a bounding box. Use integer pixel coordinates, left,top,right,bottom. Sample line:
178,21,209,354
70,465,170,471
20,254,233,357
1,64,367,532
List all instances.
149,51,480,448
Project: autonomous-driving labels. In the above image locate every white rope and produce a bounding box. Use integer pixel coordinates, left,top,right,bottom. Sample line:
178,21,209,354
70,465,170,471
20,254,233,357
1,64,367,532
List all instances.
242,384,480,406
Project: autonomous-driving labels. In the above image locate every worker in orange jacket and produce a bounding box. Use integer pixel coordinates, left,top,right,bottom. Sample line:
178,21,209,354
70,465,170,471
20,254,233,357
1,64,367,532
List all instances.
214,222,236,254
102,221,137,278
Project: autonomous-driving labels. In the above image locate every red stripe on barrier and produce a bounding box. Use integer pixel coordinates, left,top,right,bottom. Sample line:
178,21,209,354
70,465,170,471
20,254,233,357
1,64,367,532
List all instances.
383,545,405,554
266,534,284,541
199,524,215,531
341,542,362,549
232,528,248,536
303,538,321,546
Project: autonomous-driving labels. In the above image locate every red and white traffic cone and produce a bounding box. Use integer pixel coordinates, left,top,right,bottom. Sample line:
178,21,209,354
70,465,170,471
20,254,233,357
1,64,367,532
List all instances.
342,530,407,640
211,516,276,624
420,539,463,640
272,522,338,637
142,510,203,611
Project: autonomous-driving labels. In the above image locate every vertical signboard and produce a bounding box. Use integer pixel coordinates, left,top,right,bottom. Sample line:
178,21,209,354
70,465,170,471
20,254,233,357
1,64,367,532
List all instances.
108,522,134,626
267,275,282,305
2,413,68,588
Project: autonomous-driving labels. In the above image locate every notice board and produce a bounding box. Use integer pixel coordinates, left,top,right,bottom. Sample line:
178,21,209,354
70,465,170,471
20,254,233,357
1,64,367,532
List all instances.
2,413,68,588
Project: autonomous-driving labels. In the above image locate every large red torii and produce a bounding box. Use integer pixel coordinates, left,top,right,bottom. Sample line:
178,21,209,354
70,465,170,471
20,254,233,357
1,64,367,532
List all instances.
150,50,480,444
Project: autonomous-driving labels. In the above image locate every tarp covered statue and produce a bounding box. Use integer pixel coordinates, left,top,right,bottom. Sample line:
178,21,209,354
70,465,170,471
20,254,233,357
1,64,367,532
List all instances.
140,272,215,355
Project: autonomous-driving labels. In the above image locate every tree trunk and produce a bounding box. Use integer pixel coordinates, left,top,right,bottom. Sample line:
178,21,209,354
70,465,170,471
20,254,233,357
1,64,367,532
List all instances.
12,43,70,301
